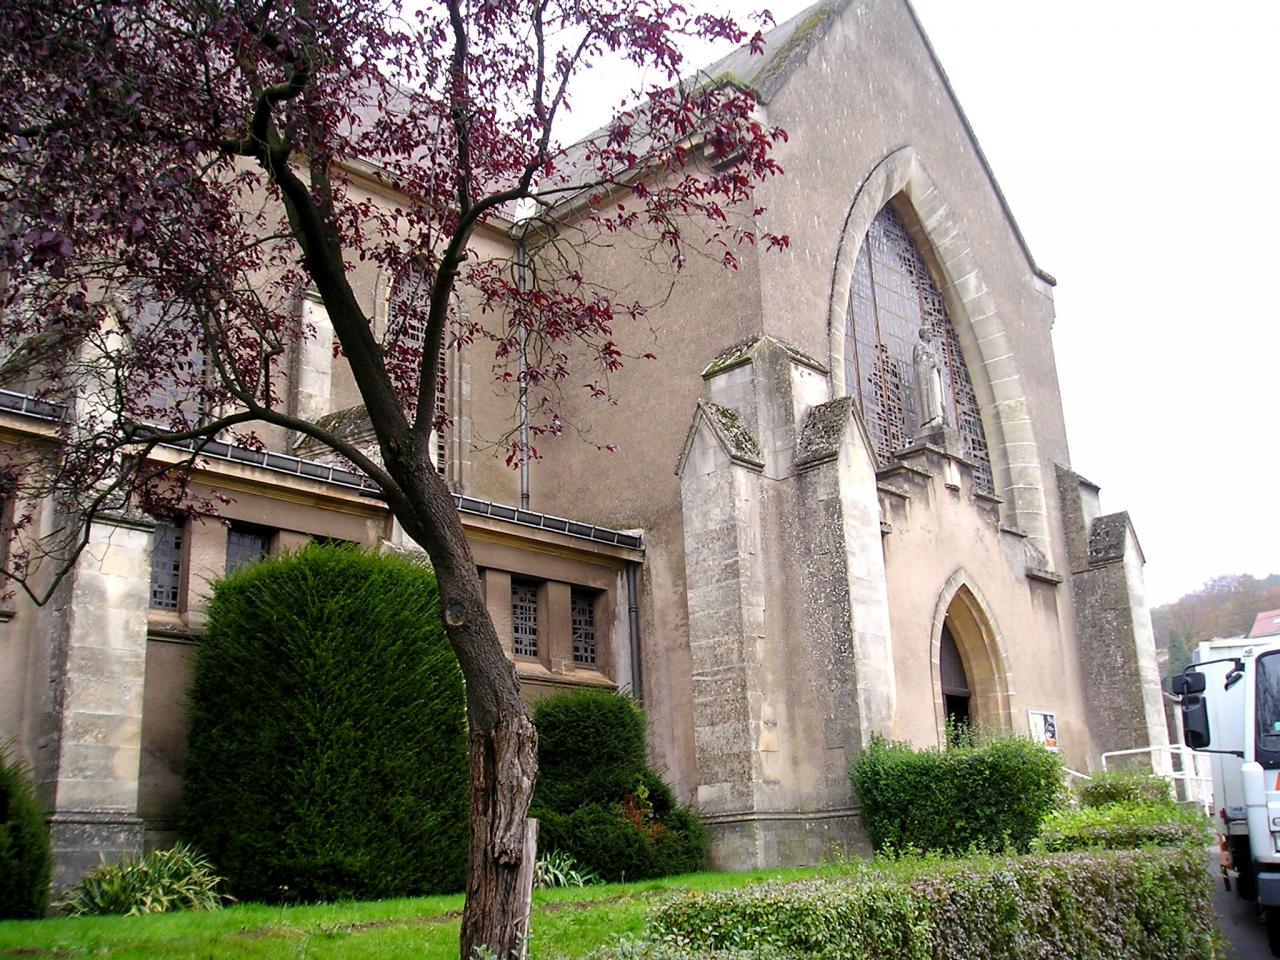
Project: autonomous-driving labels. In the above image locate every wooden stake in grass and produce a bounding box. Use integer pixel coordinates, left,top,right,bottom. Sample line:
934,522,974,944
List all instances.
515,819,538,960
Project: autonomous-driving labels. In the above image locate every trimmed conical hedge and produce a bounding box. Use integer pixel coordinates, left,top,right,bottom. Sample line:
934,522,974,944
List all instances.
180,545,468,902
0,746,52,919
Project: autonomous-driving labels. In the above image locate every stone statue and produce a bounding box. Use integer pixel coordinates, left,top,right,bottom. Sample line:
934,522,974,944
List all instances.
913,324,946,433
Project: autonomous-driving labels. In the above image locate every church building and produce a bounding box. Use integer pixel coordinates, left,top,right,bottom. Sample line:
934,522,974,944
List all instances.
0,0,1168,883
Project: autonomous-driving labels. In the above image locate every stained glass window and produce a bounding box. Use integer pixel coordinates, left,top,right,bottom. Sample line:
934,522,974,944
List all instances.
150,519,184,610
511,581,539,659
571,590,597,667
845,205,994,494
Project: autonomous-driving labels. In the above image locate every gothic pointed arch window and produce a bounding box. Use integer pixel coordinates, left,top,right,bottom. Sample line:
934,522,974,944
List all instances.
845,204,993,493
387,261,448,477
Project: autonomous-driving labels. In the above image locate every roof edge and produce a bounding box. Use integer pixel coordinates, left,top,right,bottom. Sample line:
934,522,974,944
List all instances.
902,0,1056,287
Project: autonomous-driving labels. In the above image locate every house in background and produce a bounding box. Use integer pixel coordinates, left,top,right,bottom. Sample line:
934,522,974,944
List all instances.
0,0,1168,885
1249,610,1280,640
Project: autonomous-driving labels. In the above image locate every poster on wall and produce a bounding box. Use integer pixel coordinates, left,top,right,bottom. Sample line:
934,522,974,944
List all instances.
1028,710,1059,751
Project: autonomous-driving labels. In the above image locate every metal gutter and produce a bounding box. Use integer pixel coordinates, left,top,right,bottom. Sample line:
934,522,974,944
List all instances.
0,389,643,552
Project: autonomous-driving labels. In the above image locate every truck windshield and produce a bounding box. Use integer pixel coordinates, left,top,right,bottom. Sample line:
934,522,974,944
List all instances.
1257,652,1280,753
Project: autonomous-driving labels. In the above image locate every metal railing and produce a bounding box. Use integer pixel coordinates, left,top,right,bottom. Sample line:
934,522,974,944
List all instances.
1100,744,1213,814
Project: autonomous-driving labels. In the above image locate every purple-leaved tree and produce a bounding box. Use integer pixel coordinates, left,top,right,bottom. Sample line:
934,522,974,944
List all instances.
0,0,786,953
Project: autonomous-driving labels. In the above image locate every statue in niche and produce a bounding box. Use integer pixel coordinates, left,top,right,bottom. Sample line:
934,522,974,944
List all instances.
913,324,946,435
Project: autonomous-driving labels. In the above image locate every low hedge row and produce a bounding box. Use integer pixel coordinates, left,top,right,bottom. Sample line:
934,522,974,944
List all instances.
647,847,1218,960
849,733,1063,854
1078,771,1175,809
1034,802,1211,853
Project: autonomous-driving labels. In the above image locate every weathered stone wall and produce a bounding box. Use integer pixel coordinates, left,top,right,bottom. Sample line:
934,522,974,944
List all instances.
37,513,154,890
677,339,893,867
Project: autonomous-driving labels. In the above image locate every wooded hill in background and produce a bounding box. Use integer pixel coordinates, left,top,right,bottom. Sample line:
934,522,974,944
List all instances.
1153,574,1280,674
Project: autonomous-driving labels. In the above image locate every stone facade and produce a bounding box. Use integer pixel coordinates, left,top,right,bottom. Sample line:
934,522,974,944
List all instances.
0,0,1168,884
528,0,1167,865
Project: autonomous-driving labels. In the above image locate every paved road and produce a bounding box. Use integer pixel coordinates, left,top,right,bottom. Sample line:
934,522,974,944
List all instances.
1213,857,1273,960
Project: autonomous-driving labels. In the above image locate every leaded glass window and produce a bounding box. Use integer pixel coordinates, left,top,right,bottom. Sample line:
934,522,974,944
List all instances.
225,524,270,575
845,205,994,494
150,519,184,610
388,263,429,349
571,590,597,667
388,263,448,478
133,295,209,431
511,580,539,659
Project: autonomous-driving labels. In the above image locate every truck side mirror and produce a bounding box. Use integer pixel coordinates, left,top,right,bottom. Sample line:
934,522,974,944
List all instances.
1182,693,1211,749
1225,659,1245,690
1171,671,1206,696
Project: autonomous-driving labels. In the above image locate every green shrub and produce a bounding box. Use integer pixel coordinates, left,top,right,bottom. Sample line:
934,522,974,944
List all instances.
850,733,1063,855
180,545,468,902
1079,770,1175,809
581,939,794,960
650,847,1219,959
1035,802,1211,853
55,843,231,916
533,690,647,812
532,691,707,881
0,747,52,919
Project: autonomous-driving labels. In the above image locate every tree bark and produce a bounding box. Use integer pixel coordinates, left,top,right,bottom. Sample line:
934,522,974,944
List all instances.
462,715,538,959
390,466,538,960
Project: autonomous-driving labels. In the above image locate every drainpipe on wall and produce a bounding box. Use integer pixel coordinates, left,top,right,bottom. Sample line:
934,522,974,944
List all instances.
515,238,530,510
626,561,644,703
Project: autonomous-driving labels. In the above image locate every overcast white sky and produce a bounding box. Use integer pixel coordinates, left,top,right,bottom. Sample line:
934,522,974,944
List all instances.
563,0,1280,607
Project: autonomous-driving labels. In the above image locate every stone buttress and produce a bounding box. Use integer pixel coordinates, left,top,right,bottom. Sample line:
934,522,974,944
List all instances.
675,336,894,868
34,512,153,890
1056,464,1170,770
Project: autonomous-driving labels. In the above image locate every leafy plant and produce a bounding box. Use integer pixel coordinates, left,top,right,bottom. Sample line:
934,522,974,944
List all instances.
533,690,649,813
55,843,231,916
1079,770,1175,809
850,733,1064,855
1034,802,1210,853
181,546,468,902
532,850,598,890
0,745,52,919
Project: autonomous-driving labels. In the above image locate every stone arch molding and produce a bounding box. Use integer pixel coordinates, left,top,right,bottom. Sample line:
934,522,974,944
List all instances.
826,146,1051,557
928,569,1015,742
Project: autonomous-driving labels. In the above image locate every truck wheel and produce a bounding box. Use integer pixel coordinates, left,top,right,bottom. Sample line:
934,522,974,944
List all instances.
1266,907,1280,957
1237,842,1259,901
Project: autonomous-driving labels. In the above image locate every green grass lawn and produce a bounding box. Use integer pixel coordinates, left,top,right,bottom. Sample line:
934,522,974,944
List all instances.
0,865,850,959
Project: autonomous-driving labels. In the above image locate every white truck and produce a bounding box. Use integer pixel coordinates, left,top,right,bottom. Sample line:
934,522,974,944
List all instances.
1174,637,1280,953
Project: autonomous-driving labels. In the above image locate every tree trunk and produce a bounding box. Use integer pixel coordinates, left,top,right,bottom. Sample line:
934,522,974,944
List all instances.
461,713,538,959
389,477,539,960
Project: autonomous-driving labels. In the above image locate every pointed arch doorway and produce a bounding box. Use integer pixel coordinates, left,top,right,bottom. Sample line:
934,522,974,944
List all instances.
931,576,1013,743
939,624,972,731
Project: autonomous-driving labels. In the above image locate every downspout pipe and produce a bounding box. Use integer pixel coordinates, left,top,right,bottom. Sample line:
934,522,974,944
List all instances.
514,237,530,510
626,561,643,703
